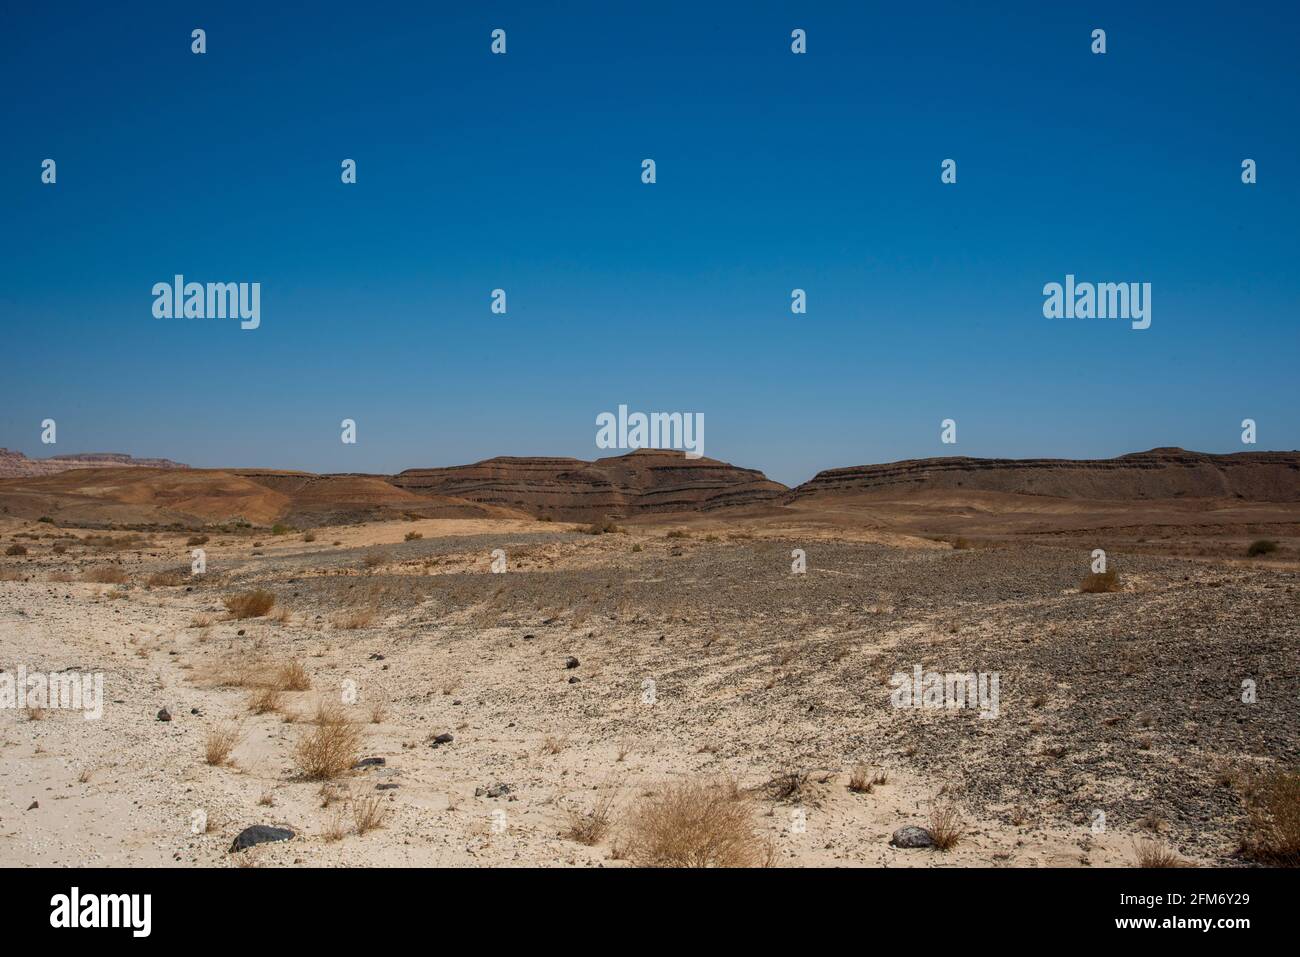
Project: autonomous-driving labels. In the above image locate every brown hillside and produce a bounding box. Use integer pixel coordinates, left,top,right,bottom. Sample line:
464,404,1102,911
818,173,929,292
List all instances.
789,448,1300,503
390,448,788,521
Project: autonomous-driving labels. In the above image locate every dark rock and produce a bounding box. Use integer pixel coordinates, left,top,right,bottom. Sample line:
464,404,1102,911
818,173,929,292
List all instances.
564,656,580,669
890,825,934,849
156,708,172,722
568,676,580,684
229,825,295,852
475,783,512,799
431,733,454,746
353,757,386,768
26,801,38,811
376,783,400,791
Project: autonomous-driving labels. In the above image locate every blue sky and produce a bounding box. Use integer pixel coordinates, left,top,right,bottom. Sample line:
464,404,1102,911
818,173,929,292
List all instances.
2,1,1296,487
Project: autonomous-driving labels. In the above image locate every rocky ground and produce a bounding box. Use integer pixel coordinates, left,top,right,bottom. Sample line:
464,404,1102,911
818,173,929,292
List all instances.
0,516,1296,867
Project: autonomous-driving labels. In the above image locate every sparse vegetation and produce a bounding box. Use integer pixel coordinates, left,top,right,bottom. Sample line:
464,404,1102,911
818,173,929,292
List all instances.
928,803,965,850
187,534,209,547
224,589,275,619
352,792,390,834
1134,840,1185,867
1247,539,1279,557
848,766,888,794
204,723,243,765
404,530,423,541
333,606,376,630
5,544,28,556
147,568,187,587
293,707,363,780
563,791,615,845
1241,771,1300,865
579,520,625,535
626,779,770,867
276,658,311,691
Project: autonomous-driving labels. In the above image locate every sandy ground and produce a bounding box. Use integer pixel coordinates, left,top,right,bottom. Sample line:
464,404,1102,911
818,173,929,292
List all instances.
1,515,1296,867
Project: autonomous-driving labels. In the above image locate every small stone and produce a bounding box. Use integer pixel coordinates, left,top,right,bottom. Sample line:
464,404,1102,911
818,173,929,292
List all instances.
229,825,295,852
890,826,934,849
565,656,580,669
431,733,454,746
353,757,386,768
376,783,400,791
156,708,172,722
568,676,580,684
26,801,38,811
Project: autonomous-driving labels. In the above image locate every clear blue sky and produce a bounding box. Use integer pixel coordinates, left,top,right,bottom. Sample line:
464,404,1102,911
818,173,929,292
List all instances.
2,1,1296,487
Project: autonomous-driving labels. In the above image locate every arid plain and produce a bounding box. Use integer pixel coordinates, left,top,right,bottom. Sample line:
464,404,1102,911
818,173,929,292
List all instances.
1,448,1297,867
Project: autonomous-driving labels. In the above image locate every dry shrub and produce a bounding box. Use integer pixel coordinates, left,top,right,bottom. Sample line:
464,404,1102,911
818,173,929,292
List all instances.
147,568,187,587
269,606,293,625
187,534,209,547
4,544,27,557
322,806,349,842
1242,771,1300,865
1134,840,1185,867
626,779,770,867
928,803,965,850
247,686,282,714
189,614,214,628
47,570,74,583
1247,539,1279,557
404,530,423,541
563,791,615,845
1080,569,1121,593
362,550,389,569
224,589,275,619
352,792,390,835
333,606,376,630
848,766,887,794
0,568,22,581
302,531,317,543
276,658,311,691
204,723,243,765
83,566,128,584
293,707,363,780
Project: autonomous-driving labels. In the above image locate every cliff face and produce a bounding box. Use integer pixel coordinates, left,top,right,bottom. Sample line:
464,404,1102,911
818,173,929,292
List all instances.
789,449,1300,502
0,448,188,478
391,449,788,520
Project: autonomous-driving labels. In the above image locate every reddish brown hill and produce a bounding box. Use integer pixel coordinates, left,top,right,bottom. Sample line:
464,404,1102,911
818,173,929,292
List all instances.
391,449,788,520
0,468,524,528
789,448,1300,502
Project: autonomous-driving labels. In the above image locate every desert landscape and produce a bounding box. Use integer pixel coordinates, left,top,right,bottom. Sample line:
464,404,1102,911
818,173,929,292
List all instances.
1,447,1296,868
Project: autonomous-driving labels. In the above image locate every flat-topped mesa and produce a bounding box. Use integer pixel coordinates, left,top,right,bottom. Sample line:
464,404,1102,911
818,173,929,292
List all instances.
0,448,188,478
391,448,788,520
789,448,1300,502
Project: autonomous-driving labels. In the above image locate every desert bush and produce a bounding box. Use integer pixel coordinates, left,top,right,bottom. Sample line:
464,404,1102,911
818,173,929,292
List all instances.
580,520,625,535
352,792,390,835
928,803,965,850
626,779,769,867
83,566,128,584
0,568,23,581
848,766,887,794
204,723,243,765
665,530,690,539
271,524,291,536
187,534,209,547
333,606,377,630
404,530,423,541
276,658,311,691
224,589,275,619
5,544,27,556
247,686,282,714
51,543,66,554
147,568,187,587
293,708,363,780
1242,771,1300,865
1080,568,1121,593
38,516,55,524
1247,539,1279,557
302,531,317,543
1134,840,1184,867
563,791,615,845
46,570,74,582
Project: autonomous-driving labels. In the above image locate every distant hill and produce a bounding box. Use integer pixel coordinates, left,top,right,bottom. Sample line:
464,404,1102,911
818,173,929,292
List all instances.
0,448,188,478
391,449,788,521
788,448,1300,502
